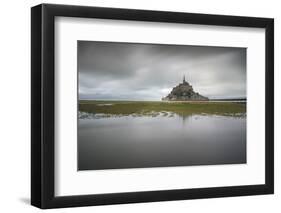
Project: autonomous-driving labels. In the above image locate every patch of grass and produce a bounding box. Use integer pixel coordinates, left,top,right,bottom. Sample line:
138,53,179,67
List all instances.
79,100,246,117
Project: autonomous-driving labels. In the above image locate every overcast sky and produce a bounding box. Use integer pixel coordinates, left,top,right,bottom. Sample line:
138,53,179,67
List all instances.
78,41,246,100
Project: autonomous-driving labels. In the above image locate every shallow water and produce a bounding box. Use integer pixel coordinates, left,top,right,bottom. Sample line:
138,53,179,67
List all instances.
78,114,246,170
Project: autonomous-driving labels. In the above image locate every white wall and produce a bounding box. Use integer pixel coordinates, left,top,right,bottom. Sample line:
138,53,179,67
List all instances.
0,0,279,212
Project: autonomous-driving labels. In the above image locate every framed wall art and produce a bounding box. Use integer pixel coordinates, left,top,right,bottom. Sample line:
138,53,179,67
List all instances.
31,3,274,209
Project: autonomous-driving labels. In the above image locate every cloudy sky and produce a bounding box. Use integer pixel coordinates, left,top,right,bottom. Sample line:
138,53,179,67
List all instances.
78,41,246,100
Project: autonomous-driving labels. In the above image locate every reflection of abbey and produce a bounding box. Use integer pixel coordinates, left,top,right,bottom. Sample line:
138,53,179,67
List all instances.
162,75,209,101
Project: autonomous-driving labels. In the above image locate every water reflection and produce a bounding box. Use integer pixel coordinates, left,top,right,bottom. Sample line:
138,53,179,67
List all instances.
78,113,246,171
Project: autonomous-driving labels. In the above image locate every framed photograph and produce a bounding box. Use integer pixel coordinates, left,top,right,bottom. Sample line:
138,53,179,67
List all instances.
31,4,274,209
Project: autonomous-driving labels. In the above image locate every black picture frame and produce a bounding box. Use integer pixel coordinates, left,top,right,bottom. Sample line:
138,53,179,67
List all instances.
31,3,274,209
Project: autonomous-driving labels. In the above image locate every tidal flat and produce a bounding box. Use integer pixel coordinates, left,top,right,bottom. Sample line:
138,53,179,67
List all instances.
78,100,247,170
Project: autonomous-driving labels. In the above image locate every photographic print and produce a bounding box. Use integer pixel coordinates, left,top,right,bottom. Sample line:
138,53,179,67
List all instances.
78,41,247,171
31,4,274,208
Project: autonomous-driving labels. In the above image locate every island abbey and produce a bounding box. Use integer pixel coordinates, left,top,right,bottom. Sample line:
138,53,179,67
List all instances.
162,75,209,101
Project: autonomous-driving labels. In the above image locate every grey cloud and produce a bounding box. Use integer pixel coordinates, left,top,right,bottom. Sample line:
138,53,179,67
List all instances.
78,41,246,100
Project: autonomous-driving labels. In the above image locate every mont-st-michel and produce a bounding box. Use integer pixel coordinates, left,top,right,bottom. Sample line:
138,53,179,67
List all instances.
78,41,247,171
162,75,208,101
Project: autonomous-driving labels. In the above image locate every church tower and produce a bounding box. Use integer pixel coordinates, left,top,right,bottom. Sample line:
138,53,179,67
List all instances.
183,75,186,84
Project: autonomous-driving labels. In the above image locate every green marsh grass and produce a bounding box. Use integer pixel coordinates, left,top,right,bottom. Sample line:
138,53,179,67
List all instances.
79,100,246,117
